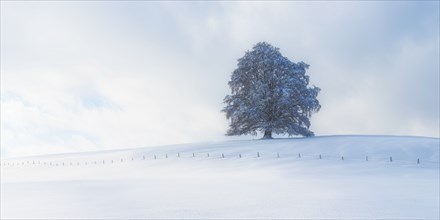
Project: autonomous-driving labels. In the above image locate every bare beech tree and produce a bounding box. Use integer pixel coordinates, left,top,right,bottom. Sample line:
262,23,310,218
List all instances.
223,42,321,139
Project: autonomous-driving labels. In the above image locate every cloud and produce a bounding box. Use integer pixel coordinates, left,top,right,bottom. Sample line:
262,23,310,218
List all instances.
1,1,438,157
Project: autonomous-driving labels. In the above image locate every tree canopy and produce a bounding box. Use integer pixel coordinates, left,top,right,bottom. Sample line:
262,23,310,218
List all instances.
222,42,321,139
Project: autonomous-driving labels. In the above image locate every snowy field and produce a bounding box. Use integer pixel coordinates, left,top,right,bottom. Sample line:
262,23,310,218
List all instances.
1,135,439,219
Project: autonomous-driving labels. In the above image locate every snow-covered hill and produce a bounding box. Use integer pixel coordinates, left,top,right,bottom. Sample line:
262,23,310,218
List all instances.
1,135,439,219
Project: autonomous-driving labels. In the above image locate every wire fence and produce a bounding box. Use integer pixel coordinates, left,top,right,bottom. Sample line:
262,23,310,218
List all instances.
0,151,438,168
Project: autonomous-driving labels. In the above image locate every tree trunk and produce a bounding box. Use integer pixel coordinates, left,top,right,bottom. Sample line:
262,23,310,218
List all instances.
263,130,273,139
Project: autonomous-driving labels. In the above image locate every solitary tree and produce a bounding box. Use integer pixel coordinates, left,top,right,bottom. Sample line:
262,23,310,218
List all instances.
222,42,321,139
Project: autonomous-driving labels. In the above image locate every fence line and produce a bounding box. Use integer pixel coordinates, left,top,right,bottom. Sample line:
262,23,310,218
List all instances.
1,151,439,168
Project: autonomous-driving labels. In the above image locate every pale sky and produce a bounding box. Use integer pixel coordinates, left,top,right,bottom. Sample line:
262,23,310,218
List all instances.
1,1,439,158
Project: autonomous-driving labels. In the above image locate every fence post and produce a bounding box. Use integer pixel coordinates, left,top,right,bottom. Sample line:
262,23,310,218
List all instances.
341,156,344,160
319,154,322,159
298,153,301,158
277,152,280,158
239,154,242,158
257,152,260,158
366,156,368,161
193,153,195,157
222,153,224,158
390,156,392,162
154,155,157,159
178,152,180,158
166,154,168,158
207,153,210,157
417,158,420,164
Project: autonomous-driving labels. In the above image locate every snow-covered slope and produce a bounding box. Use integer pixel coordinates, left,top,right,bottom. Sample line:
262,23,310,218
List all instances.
1,135,439,219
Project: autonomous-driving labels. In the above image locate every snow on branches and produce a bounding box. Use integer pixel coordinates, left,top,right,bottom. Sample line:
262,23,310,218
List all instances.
222,42,321,138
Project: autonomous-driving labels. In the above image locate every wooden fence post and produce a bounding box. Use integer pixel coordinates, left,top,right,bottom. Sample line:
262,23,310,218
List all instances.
319,154,322,159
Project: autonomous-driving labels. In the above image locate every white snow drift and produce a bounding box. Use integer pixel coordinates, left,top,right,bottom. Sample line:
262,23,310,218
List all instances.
1,135,439,219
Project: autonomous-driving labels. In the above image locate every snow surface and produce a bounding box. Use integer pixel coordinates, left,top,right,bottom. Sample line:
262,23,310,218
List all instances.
1,135,439,219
